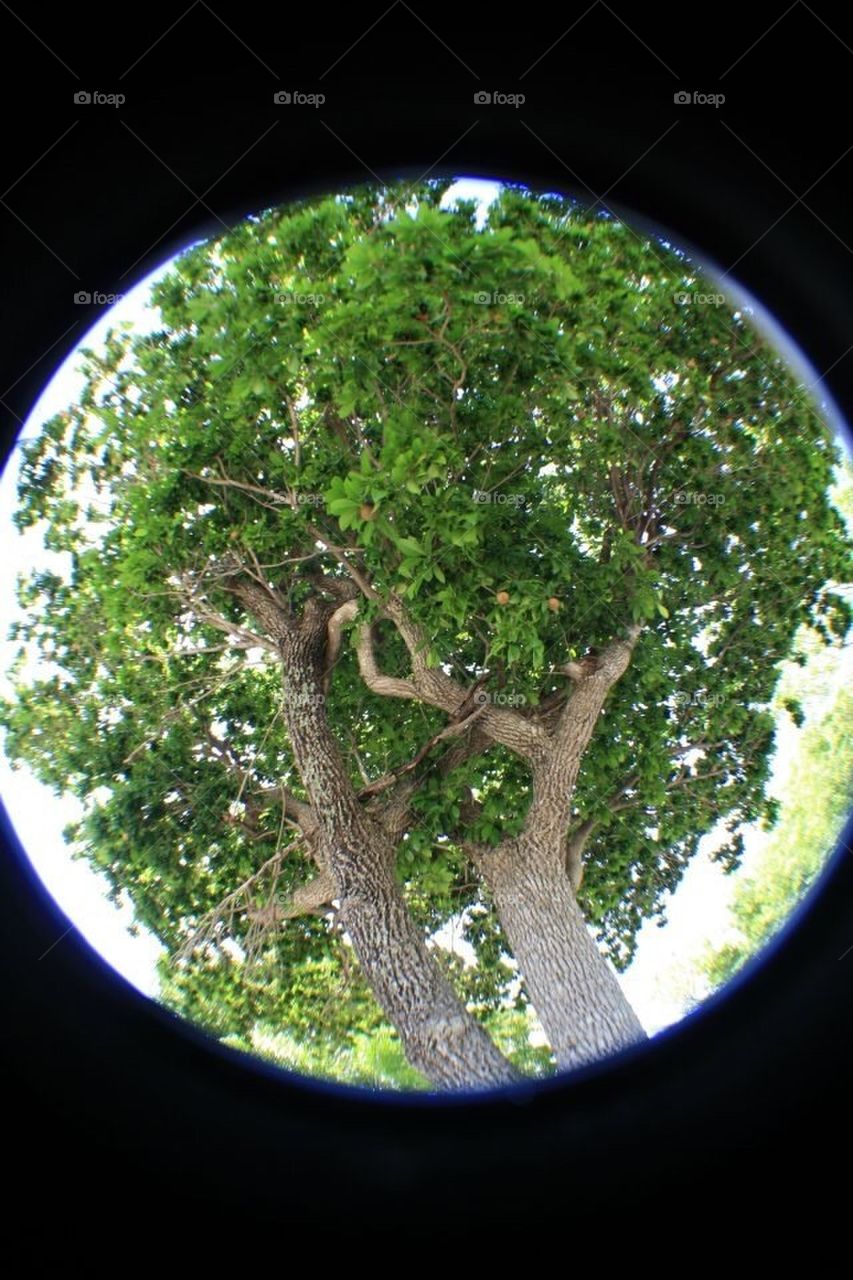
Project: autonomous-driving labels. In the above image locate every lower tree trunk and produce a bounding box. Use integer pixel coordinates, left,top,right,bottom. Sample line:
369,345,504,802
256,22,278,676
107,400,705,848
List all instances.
331,836,519,1090
275,597,517,1090
475,837,646,1071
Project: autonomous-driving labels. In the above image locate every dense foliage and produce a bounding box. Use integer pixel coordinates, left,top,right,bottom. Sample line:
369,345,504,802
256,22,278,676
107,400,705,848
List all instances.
3,177,850,1080
701,663,853,992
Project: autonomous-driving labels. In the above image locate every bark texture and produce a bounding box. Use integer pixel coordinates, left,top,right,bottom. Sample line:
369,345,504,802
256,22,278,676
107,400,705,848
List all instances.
226,575,518,1089
220,565,647,1084
467,627,648,1069
330,840,518,1088
473,836,645,1070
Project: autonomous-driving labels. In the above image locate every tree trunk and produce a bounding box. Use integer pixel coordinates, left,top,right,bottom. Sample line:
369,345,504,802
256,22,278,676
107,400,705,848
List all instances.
475,835,646,1071
276,597,517,1090
332,837,518,1089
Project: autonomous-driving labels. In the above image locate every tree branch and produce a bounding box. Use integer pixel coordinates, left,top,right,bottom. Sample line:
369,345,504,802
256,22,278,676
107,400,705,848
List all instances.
173,835,314,963
565,816,598,892
356,700,489,798
521,625,642,848
368,728,493,848
354,619,419,700
378,594,549,762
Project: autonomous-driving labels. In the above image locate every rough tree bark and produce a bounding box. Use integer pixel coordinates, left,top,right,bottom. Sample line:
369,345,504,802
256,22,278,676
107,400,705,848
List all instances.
346,581,648,1072
468,627,647,1068
225,573,518,1090
219,555,647,1084
471,834,645,1070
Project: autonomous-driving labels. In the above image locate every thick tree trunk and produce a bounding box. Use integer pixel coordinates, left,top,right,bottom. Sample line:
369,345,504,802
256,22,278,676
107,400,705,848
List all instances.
223,579,518,1088
332,837,518,1089
275,597,517,1090
475,836,646,1071
466,628,646,1071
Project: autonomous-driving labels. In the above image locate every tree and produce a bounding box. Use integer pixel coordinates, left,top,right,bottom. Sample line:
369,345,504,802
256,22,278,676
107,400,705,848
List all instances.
3,179,851,1089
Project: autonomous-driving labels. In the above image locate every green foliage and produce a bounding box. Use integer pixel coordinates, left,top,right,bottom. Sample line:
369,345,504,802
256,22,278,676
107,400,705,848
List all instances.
3,177,851,1075
161,939,551,1089
161,946,429,1089
485,1006,557,1079
700,681,853,990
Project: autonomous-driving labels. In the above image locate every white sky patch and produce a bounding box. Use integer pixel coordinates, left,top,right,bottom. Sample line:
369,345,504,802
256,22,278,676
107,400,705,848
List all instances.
432,914,478,966
622,630,853,1035
440,178,502,227
1,257,172,995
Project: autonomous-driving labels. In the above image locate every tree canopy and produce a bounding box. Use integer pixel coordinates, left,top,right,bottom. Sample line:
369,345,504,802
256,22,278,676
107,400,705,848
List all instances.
3,178,851,1086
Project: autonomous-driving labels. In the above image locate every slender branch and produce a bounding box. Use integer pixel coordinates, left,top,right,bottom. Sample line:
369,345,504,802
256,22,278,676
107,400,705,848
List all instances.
174,567,279,654
173,835,307,962
283,395,302,471
379,594,549,762
520,625,642,847
355,619,418,700
182,467,295,511
369,727,493,846
356,701,489,798
306,524,379,602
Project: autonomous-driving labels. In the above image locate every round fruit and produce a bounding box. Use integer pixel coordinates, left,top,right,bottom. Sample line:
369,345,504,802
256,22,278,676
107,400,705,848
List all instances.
548,596,560,611
496,590,510,605
359,503,376,520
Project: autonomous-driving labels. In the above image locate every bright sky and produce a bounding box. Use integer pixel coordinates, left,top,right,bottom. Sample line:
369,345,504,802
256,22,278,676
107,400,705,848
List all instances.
1,176,850,1040
0,256,175,993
